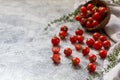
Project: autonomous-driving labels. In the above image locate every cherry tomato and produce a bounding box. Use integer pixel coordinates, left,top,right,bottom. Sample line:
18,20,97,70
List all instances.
70,35,77,43
100,35,107,42
52,47,60,54
75,28,83,35
60,25,68,33
99,50,107,58
59,31,67,39
72,57,80,66
80,6,87,14
52,54,60,64
64,48,72,57
103,40,111,49
89,54,97,63
87,3,94,10
51,36,60,46
74,44,82,51
87,63,96,73
79,18,86,25
92,20,98,27
80,12,86,18
99,7,107,15
86,38,95,47
93,41,102,50
88,17,93,23
77,35,84,43
86,21,92,28
93,12,100,20
75,15,81,21
82,47,90,56
93,32,101,40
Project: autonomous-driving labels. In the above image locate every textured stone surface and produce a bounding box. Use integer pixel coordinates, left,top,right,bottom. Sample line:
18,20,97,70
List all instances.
0,0,103,80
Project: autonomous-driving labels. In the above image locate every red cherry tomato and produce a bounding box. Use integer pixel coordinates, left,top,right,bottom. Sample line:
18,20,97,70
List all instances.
77,35,84,43
60,25,68,33
82,47,90,56
86,21,92,28
103,40,111,49
93,32,101,40
52,54,60,64
99,7,107,15
88,17,93,23
72,57,80,66
80,12,86,18
87,3,94,10
51,36,60,46
87,63,96,73
89,54,97,63
59,31,67,39
52,47,60,54
93,41,102,50
64,48,72,57
86,38,95,47
80,6,87,14
99,50,107,58
79,18,86,25
75,15,81,21
92,20,99,27
75,28,83,35
74,44,82,51
100,35,107,42
93,12,100,20
70,35,77,44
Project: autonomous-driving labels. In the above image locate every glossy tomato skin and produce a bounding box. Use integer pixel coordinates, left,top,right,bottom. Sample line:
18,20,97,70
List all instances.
99,7,107,15
52,54,60,64
100,35,107,42
93,41,102,50
86,38,95,47
88,17,93,23
75,28,83,35
80,13,86,18
52,47,60,54
87,3,94,10
72,57,80,66
64,48,72,57
93,32,101,41
87,63,96,73
93,12,100,20
75,15,81,21
51,36,60,46
89,54,97,63
74,44,82,51
77,35,84,43
70,35,77,44
80,6,87,14
92,20,98,27
82,47,90,56
103,40,111,49
80,18,86,25
86,21,92,28
59,31,67,39
60,25,68,33
99,50,107,58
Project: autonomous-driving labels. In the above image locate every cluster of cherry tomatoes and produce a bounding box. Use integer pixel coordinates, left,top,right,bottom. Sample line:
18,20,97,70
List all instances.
75,3,107,28
51,25,111,73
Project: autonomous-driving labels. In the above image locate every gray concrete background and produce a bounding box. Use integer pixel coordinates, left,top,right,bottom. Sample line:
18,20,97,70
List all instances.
0,0,103,80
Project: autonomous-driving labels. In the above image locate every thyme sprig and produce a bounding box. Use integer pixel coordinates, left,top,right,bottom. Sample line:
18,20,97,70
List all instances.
44,9,80,30
87,48,120,80
104,48,120,72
